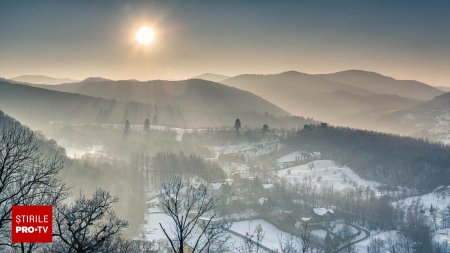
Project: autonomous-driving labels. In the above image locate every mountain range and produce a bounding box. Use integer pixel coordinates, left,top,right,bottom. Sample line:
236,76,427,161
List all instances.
220,70,442,129
11,75,79,85
0,78,301,130
380,92,450,144
4,69,450,143
194,73,230,83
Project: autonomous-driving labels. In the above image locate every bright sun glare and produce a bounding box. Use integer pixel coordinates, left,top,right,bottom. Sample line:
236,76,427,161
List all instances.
135,26,155,45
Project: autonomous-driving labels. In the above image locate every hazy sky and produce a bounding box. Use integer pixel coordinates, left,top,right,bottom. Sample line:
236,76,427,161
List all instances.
1,0,450,86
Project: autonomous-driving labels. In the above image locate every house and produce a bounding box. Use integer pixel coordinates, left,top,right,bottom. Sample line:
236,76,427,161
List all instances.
313,207,334,216
313,207,335,226
258,197,268,205
209,182,223,191
276,150,321,169
146,197,159,210
225,178,234,186
198,216,224,227
262,183,275,191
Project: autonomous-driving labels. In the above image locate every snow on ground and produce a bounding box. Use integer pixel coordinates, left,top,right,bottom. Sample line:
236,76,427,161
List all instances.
144,211,175,242
63,144,104,159
276,150,320,168
225,232,271,253
332,224,358,235
276,150,305,164
145,211,272,252
353,230,398,253
277,160,380,191
230,219,298,252
210,141,281,161
434,228,450,250
311,229,328,240
393,187,450,211
313,207,334,216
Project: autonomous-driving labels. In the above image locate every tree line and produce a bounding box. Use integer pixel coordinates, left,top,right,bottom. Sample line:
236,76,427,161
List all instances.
287,124,450,189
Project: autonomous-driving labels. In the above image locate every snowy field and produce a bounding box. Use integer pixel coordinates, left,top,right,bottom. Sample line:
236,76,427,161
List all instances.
63,144,104,159
145,212,274,252
353,230,398,253
332,224,358,235
276,150,320,168
276,150,305,164
393,187,450,211
210,141,281,161
354,229,450,252
277,160,380,191
229,219,299,252
311,229,328,240
144,211,175,242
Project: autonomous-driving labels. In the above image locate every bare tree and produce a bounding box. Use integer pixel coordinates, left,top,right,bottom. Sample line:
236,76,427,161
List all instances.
114,237,153,253
144,118,151,132
51,189,128,253
279,234,298,253
368,238,385,253
385,232,413,253
234,119,241,133
278,219,312,253
159,176,230,253
237,224,264,253
430,205,439,231
298,220,312,253
0,116,66,252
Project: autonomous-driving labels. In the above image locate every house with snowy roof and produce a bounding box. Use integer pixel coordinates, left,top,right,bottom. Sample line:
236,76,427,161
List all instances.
313,207,335,226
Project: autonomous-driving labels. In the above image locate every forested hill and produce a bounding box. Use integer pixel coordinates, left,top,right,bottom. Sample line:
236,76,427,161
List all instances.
0,79,307,129
0,110,64,158
34,78,289,118
287,124,450,189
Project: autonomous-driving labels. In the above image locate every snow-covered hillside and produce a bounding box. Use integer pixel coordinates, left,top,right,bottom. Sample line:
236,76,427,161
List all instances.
277,160,380,191
393,187,450,211
230,219,299,252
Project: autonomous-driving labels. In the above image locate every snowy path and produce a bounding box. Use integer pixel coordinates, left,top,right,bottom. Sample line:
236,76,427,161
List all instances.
336,225,370,253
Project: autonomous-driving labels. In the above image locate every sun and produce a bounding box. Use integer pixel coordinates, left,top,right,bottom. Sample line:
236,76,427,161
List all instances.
135,26,155,45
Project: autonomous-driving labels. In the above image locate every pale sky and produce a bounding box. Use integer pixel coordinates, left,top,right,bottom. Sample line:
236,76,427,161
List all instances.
1,0,450,86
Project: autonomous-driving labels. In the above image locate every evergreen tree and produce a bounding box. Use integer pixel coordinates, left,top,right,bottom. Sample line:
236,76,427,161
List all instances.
144,118,150,132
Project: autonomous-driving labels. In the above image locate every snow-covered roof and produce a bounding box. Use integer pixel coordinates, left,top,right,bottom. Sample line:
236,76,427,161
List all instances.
210,183,223,190
198,216,224,222
313,208,334,216
258,197,268,205
262,183,274,189
146,197,160,204
301,217,312,222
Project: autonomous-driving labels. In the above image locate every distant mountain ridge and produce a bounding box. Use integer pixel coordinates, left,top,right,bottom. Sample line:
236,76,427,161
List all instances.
221,70,428,129
11,75,79,85
380,92,450,144
34,78,289,117
0,78,303,130
8,69,445,139
436,86,450,92
318,70,443,101
194,73,230,82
